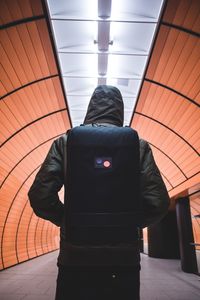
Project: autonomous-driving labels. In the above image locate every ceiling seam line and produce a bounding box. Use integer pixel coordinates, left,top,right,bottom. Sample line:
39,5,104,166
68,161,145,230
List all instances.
62,75,142,80
50,18,158,24
0,15,45,30
44,219,50,253
29,186,41,258
161,21,200,38
0,108,67,148
40,219,46,255
0,75,58,100
169,171,200,193
190,189,200,198
160,171,174,188
15,200,30,262
0,133,64,189
33,20,53,82
66,95,137,98
155,28,190,99
145,78,200,107
15,200,34,263
148,142,187,179
135,112,200,156
58,51,148,56
34,217,41,257
26,211,34,260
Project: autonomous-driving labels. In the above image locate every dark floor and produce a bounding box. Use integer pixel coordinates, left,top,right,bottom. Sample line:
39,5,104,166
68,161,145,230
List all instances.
0,251,199,300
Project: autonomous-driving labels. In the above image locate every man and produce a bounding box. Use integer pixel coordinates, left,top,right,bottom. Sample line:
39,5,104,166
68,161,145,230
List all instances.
28,85,169,300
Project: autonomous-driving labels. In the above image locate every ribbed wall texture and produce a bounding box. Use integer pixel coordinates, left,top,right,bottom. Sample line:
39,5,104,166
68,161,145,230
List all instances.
0,0,199,270
131,0,200,253
0,0,71,270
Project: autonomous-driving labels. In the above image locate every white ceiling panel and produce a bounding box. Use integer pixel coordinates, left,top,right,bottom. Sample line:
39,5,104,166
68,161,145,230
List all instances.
123,98,137,110
107,79,141,97
67,95,90,111
124,110,134,126
110,22,157,54
67,95,91,126
124,98,138,126
46,0,165,127
69,112,88,127
52,20,98,52
48,0,162,22
52,21,157,55
60,53,98,77
47,0,98,19
107,55,148,78
63,78,97,95
111,0,163,21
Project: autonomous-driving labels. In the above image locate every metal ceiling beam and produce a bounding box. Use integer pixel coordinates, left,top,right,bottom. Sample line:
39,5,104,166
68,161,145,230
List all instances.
98,0,112,19
97,21,110,51
98,53,108,76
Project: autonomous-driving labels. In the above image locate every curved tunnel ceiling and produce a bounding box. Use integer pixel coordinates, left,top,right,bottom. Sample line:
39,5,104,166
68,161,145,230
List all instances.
0,0,200,270
131,0,200,197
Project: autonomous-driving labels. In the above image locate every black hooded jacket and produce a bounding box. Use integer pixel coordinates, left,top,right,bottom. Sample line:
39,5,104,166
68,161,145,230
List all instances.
28,85,169,267
83,85,124,126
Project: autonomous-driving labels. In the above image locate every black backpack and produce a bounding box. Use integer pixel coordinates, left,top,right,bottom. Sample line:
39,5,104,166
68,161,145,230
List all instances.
65,125,141,245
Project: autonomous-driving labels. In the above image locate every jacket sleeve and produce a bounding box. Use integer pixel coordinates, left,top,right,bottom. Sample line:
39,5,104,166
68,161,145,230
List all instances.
139,139,170,228
28,137,65,226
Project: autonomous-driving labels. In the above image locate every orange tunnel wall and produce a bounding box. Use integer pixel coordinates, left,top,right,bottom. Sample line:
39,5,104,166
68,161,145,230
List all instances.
0,0,200,270
0,0,70,270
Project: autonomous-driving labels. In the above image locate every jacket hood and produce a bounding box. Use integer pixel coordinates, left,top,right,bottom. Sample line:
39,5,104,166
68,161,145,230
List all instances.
83,85,124,126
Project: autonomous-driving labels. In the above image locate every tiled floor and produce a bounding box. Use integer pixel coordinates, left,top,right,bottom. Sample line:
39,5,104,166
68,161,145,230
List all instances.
0,251,199,300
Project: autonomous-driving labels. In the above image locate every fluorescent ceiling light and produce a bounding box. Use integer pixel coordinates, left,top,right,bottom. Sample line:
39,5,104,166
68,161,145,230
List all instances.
46,0,165,127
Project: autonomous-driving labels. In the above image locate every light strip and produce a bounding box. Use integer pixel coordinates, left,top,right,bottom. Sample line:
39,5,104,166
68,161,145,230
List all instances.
97,0,112,85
